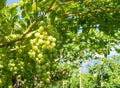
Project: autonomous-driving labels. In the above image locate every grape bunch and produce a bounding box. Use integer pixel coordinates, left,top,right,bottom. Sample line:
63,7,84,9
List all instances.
27,24,56,84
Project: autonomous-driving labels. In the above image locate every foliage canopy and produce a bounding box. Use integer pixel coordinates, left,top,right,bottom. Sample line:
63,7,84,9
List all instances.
0,0,120,87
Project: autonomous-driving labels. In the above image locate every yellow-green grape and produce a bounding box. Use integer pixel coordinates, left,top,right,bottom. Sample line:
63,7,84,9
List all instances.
32,46,38,51
42,32,48,37
45,62,50,69
19,61,24,66
0,61,4,69
0,64,3,69
52,38,56,42
47,45,52,50
38,53,43,59
40,58,45,64
28,50,36,58
41,65,46,72
45,41,50,45
47,36,53,41
8,85,13,88
18,49,22,53
36,58,41,63
48,36,56,42
45,78,50,84
8,63,15,67
38,26,44,33
46,71,50,76
39,35,44,39
25,33,32,38
42,44,47,50
0,79,2,85
30,39,37,45
40,21,44,26
10,34,17,39
13,66,18,71
38,39,44,45
51,42,56,48
34,32,41,38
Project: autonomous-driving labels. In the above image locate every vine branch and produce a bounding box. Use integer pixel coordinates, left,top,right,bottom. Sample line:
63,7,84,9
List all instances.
0,21,36,48
45,0,56,14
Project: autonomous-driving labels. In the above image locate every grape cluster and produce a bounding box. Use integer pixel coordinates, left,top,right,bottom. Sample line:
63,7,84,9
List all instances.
27,25,56,84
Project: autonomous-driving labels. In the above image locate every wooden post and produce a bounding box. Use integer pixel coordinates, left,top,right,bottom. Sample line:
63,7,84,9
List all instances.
63,80,65,88
79,67,82,88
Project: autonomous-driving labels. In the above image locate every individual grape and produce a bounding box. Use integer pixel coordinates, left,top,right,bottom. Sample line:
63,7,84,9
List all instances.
38,26,44,33
45,78,50,84
34,32,41,38
51,42,56,48
32,46,38,51
38,53,43,59
38,39,44,44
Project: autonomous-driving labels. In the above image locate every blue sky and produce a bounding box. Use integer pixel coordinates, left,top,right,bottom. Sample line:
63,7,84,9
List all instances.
7,0,19,6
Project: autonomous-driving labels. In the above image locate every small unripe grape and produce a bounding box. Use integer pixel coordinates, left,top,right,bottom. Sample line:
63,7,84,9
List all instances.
45,63,50,68
38,39,44,44
10,67,13,71
38,53,43,59
38,26,44,33
18,49,22,53
20,62,24,66
26,33,32,38
36,58,40,62
47,45,52,50
10,63,15,67
10,34,17,39
46,71,50,76
0,64,3,69
51,43,56,48
48,36,53,41
32,46,38,51
34,32,40,38
42,32,48,37
42,45,47,50
39,35,44,39
14,67,18,71
0,79,2,85
45,78,50,84
52,38,56,42
45,41,50,45
30,39,37,44
40,58,45,64
28,51,36,58
40,21,44,26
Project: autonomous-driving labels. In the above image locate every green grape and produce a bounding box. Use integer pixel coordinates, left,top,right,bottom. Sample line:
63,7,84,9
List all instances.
0,64,3,69
46,71,50,76
38,53,43,59
42,44,47,50
45,78,50,84
32,46,38,51
28,50,36,58
51,42,56,48
40,21,44,26
38,39,44,44
25,33,32,38
34,32,41,38
38,26,44,33
39,35,44,39
45,40,50,45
